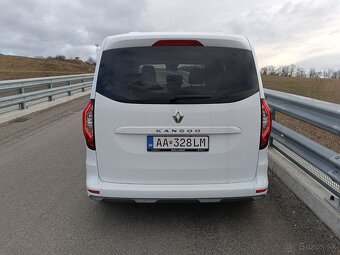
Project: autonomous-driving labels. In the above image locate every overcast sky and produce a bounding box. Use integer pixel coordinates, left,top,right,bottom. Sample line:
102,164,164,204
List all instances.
1,0,339,69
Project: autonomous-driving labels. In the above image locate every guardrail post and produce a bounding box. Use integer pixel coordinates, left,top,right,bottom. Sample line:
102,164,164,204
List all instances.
48,83,53,101
269,109,276,147
17,87,26,110
67,81,72,96
81,79,85,92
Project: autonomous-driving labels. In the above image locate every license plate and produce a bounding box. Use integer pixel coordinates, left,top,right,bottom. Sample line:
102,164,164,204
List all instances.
147,136,209,152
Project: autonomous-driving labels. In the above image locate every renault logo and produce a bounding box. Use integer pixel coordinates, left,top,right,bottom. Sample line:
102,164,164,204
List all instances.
172,110,184,123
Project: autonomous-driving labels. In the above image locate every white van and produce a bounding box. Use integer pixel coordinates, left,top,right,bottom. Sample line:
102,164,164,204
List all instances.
83,32,272,202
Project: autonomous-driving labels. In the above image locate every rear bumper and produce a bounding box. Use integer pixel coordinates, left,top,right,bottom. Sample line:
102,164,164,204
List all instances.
88,182,267,202
85,148,269,202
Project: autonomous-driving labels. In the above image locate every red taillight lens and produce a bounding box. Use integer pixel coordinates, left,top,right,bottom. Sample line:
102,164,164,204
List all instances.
152,40,204,46
256,188,268,193
87,189,100,194
260,99,272,149
82,99,95,150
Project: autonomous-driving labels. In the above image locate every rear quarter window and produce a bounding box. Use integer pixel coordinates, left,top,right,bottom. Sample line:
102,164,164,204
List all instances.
96,46,259,104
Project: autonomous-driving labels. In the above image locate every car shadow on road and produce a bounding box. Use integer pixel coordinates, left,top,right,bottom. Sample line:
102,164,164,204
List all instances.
93,199,258,225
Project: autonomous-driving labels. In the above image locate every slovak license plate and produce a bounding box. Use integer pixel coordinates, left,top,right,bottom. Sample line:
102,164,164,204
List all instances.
147,136,209,152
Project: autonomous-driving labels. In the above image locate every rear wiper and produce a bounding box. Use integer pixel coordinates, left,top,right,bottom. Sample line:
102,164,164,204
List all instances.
170,94,228,102
171,94,214,100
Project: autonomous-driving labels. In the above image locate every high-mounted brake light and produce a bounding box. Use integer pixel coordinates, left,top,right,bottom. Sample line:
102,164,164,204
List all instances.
260,99,272,149
152,40,204,46
83,99,95,150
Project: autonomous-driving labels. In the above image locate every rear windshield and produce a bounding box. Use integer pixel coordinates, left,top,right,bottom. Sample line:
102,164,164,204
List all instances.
96,46,259,104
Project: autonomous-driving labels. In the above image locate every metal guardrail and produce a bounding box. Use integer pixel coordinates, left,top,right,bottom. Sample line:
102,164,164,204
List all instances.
265,89,340,196
0,74,94,113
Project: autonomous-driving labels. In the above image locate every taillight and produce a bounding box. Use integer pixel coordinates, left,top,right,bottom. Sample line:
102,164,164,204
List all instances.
260,99,272,149
152,40,204,46
83,99,95,150
87,189,100,194
256,188,268,193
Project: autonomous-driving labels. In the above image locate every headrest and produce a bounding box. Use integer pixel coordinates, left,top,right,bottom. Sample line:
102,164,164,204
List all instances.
141,65,157,83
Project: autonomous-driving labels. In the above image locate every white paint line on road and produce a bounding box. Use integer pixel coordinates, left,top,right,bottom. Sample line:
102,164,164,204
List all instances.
0,91,90,125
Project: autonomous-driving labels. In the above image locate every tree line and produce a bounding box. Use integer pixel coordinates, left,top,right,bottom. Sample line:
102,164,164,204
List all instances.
260,64,340,79
35,55,96,66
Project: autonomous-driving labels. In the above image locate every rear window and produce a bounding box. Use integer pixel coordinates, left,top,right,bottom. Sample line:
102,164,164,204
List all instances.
96,46,259,104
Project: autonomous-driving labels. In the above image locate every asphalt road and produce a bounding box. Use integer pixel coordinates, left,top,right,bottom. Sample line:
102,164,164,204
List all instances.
0,96,339,255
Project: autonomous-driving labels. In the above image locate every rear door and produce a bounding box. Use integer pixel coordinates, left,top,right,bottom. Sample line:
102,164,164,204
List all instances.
94,44,261,184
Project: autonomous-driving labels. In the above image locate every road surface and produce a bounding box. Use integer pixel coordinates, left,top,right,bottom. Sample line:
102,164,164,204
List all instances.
0,96,339,255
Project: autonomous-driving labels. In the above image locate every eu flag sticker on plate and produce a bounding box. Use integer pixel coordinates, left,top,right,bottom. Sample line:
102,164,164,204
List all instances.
147,136,154,151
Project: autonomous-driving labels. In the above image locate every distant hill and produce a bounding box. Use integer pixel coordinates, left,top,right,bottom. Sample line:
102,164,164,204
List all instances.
0,55,95,80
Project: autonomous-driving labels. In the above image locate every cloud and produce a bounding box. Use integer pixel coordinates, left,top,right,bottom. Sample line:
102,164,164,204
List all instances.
1,0,339,68
0,0,148,58
296,53,340,70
